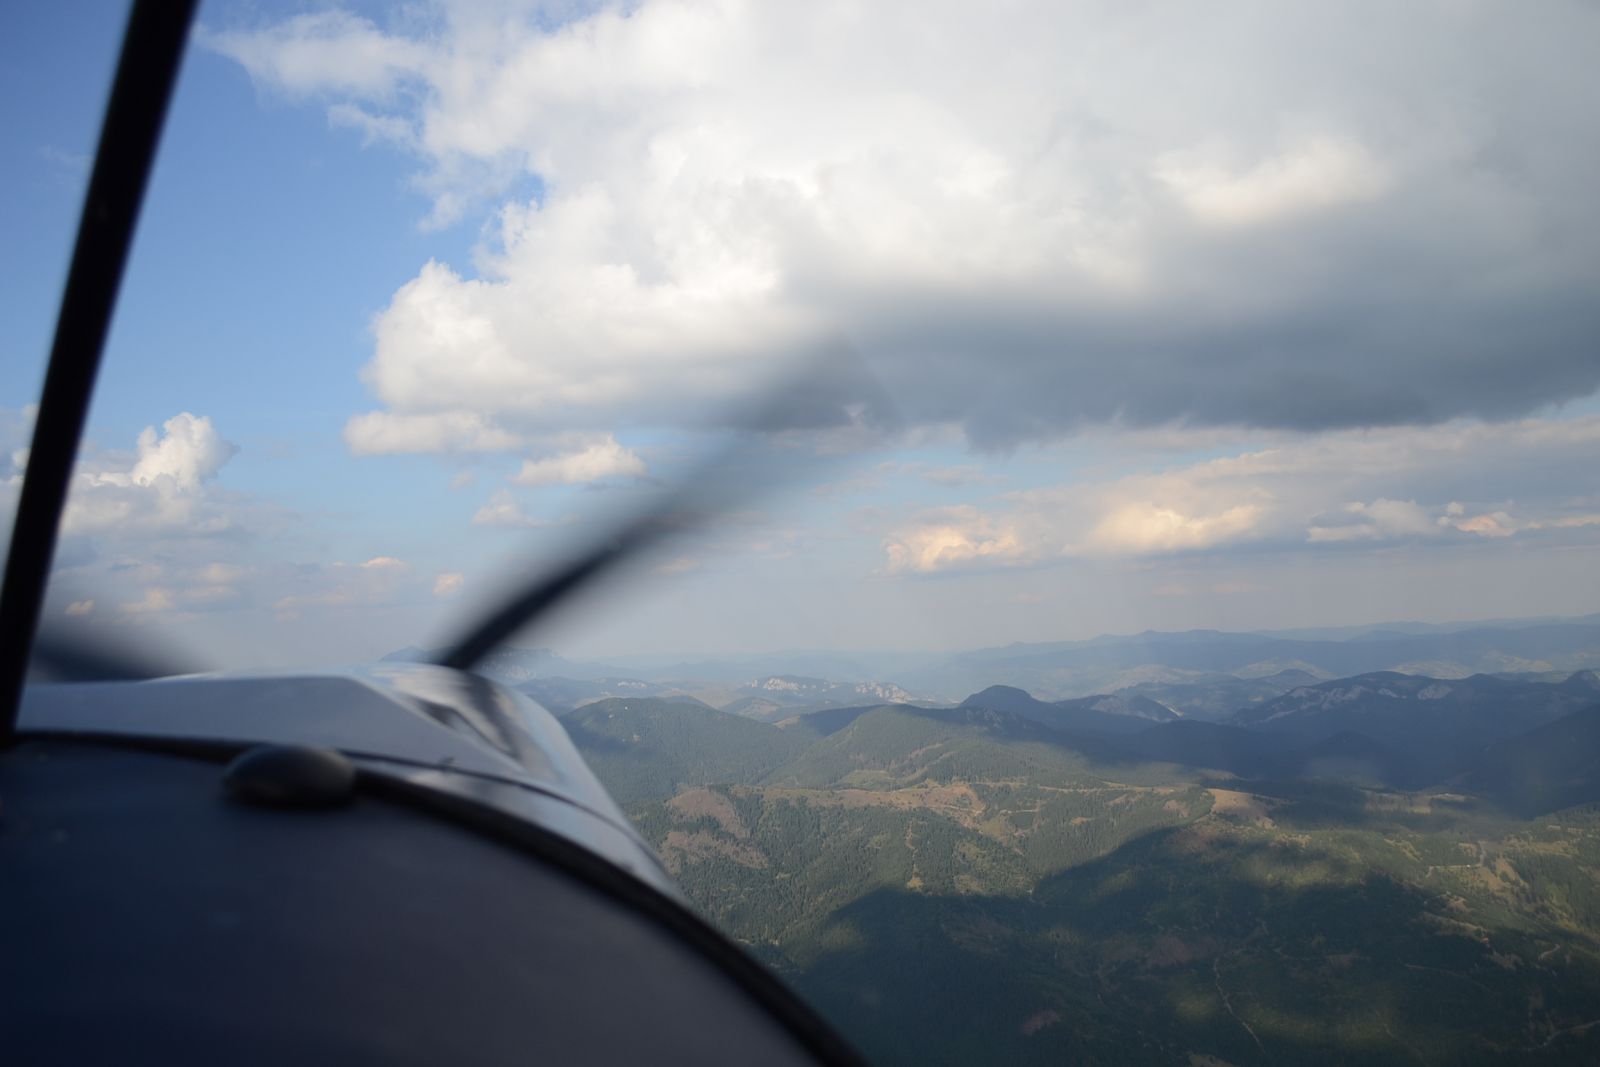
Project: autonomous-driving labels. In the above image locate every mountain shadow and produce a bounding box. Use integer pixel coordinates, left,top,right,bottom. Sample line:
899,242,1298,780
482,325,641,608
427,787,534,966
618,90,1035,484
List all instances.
1459,705,1600,818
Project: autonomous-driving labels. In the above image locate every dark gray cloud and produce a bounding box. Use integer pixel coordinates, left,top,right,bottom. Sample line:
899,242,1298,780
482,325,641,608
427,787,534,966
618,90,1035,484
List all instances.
857,274,1600,449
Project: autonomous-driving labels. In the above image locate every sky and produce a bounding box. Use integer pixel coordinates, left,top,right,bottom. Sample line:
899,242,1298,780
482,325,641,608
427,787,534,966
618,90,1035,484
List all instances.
3,0,1599,668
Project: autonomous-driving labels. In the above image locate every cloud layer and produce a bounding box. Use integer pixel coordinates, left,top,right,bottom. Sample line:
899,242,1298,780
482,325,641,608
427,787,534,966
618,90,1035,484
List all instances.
206,0,1600,451
882,416,1600,573
4,414,442,648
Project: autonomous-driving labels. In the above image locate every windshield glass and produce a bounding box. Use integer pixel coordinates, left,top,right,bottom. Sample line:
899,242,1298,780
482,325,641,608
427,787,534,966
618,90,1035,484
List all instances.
14,1,1600,1063
0,2,129,546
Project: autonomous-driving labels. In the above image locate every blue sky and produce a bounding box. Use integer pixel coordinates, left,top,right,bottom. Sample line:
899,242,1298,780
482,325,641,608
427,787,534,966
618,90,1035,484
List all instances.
4,1,1600,668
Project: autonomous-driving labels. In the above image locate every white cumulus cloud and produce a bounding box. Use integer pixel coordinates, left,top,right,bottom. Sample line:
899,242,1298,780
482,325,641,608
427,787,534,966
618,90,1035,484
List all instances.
344,409,522,455
511,435,647,487
1156,136,1389,228
1088,502,1264,554
58,413,241,536
208,1,1600,451
124,413,236,490
883,506,1028,574
200,11,427,100
472,488,545,527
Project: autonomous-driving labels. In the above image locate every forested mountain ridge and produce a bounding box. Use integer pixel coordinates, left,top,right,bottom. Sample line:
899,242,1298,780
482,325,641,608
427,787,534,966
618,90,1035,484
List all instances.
1111,669,1322,721
1226,670,1600,787
900,622,1600,699
959,684,1178,735
1232,670,1600,732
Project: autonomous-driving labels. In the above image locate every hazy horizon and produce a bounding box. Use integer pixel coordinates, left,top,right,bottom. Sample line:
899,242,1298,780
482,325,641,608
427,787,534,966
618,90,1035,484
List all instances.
387,605,1600,676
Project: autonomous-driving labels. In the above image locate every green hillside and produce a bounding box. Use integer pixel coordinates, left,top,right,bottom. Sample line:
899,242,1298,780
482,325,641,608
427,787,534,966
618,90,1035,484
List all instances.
561,698,812,805
570,690,1600,1065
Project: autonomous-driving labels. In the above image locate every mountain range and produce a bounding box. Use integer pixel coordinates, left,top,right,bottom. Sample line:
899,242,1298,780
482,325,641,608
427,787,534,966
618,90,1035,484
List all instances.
386,611,1600,706
380,613,1600,1063
564,671,1600,1065
547,646,1600,1062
